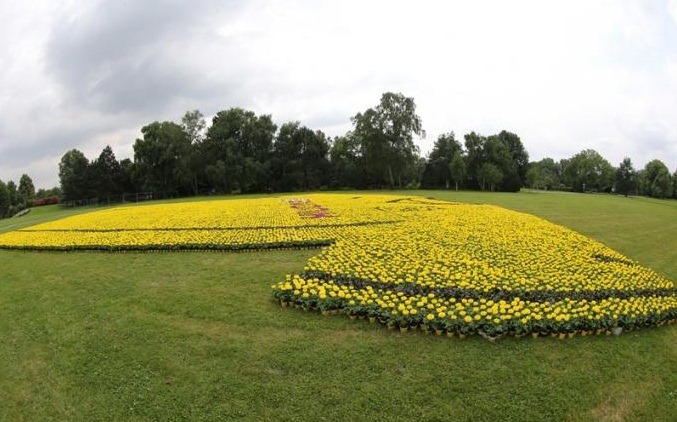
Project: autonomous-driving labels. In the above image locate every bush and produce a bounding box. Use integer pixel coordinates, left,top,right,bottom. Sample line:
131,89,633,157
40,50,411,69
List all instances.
33,195,60,207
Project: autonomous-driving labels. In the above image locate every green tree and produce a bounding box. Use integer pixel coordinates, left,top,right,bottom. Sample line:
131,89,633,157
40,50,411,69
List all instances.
422,132,462,189
329,134,363,188
478,162,502,191
462,131,525,192
497,130,529,190
18,174,35,207
0,180,9,218
483,135,515,191
673,168,677,199
118,158,138,194
644,159,672,198
526,158,560,190
6,180,17,208
203,108,276,193
272,122,330,191
463,132,486,189
91,145,123,202
59,149,90,201
181,109,207,195
636,169,648,196
133,121,192,197
562,149,614,192
351,92,424,188
449,151,466,191
615,157,636,196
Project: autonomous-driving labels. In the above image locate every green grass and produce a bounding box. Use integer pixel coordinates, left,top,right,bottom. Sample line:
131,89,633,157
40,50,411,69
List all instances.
1,191,675,421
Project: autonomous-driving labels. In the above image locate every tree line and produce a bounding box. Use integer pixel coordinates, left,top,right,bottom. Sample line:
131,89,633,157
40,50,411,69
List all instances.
56,92,534,203
0,174,61,218
55,91,677,202
524,151,677,198
3,92,675,218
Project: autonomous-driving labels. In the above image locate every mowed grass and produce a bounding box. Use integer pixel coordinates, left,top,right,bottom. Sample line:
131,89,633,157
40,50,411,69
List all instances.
0,191,675,421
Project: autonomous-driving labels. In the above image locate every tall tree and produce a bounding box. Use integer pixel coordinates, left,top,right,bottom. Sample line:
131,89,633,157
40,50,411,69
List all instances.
329,134,363,188
91,145,123,201
133,121,192,197
483,135,515,191
203,108,276,193
118,158,138,194
6,180,17,208
636,169,648,196
496,130,529,191
615,157,636,196
59,149,90,201
449,150,466,191
0,180,9,218
18,174,35,207
351,92,424,188
272,122,330,191
562,149,614,192
422,132,462,189
463,131,487,189
644,159,672,198
478,162,502,191
181,109,207,195
526,158,560,190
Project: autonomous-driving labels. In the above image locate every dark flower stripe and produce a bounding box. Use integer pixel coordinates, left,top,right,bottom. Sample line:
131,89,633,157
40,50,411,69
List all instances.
301,271,677,302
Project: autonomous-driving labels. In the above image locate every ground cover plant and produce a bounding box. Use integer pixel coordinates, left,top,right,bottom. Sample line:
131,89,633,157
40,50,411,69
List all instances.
1,194,674,340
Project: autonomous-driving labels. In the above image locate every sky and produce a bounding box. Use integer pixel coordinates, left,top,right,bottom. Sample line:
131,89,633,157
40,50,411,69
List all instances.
1,0,677,189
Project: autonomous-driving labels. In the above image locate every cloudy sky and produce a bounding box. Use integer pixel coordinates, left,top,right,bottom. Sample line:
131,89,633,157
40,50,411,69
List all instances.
1,0,676,188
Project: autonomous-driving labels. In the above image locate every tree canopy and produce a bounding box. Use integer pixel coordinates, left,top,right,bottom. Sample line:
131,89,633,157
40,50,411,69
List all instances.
352,92,424,188
2,90,670,219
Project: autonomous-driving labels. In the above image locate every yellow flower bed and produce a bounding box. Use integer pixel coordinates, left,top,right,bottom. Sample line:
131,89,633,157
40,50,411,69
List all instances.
1,194,674,338
0,196,393,250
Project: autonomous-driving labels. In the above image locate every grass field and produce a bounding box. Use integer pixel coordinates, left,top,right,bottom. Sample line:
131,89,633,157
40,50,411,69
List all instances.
0,191,675,421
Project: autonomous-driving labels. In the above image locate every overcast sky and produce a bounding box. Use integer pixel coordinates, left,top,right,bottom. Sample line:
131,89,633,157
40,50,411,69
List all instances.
1,0,676,188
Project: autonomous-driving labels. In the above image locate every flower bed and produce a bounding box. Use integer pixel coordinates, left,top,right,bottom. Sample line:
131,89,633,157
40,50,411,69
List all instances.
271,196,676,339
1,194,674,338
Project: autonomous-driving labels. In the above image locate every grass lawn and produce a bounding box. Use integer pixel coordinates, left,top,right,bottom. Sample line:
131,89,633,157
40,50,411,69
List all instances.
0,191,675,421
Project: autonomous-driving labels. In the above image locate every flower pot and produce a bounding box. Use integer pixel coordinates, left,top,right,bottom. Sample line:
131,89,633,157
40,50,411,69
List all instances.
368,317,376,324
532,332,539,339
446,332,454,339
612,327,623,336
558,333,567,340
400,327,409,334
435,329,444,336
